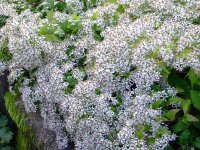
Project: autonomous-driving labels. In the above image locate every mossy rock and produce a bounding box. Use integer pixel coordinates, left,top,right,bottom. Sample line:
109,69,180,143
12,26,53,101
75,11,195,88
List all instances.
4,91,58,150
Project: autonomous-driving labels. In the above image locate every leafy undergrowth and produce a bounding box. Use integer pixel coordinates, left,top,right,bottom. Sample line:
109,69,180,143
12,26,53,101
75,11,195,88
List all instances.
0,114,14,150
152,68,200,150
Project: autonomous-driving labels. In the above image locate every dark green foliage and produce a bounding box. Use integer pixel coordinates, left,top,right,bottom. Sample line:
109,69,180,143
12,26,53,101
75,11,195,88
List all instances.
91,23,104,41
192,16,200,25
15,0,68,14
66,45,76,56
116,4,125,13
64,71,78,94
152,68,200,150
129,13,139,21
139,2,156,14
95,89,102,95
174,0,187,6
0,15,9,28
0,114,14,150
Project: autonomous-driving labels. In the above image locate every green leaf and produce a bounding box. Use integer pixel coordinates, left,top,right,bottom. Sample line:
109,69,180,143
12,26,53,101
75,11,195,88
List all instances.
152,99,163,109
181,100,191,114
156,127,171,138
92,24,104,41
173,121,189,133
147,137,155,145
72,13,80,20
179,129,190,144
136,129,143,140
192,16,200,25
187,69,200,88
193,137,200,148
38,25,56,35
168,72,191,98
66,45,75,56
166,109,180,121
184,114,199,122
191,90,200,111
46,11,57,23
0,15,9,28
0,127,13,144
111,105,117,113
178,47,193,58
0,39,12,62
112,12,119,26
168,97,183,105
129,13,138,21
165,145,174,150
47,0,55,9
95,89,102,95
0,115,8,127
90,12,98,20
54,2,66,12
45,34,61,42
116,4,125,13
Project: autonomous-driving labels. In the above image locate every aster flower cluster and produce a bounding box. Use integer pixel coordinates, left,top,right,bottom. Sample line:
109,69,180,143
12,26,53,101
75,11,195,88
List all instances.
0,0,200,149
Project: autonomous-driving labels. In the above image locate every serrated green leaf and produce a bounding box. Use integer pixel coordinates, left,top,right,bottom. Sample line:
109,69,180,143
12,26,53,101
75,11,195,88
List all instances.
191,90,200,111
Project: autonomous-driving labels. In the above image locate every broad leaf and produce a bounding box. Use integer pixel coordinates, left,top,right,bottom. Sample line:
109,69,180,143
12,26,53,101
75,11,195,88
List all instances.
191,90,200,111
152,99,163,109
166,109,180,121
168,97,183,105
184,114,199,122
45,34,61,42
187,69,200,88
181,100,191,114
193,137,200,148
173,121,189,133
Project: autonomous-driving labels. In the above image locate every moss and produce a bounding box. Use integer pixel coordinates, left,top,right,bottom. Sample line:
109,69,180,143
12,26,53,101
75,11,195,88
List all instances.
15,130,29,150
4,91,29,133
4,91,45,149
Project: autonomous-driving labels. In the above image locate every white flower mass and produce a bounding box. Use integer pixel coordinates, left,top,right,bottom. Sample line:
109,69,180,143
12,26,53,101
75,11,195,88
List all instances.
0,0,200,149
